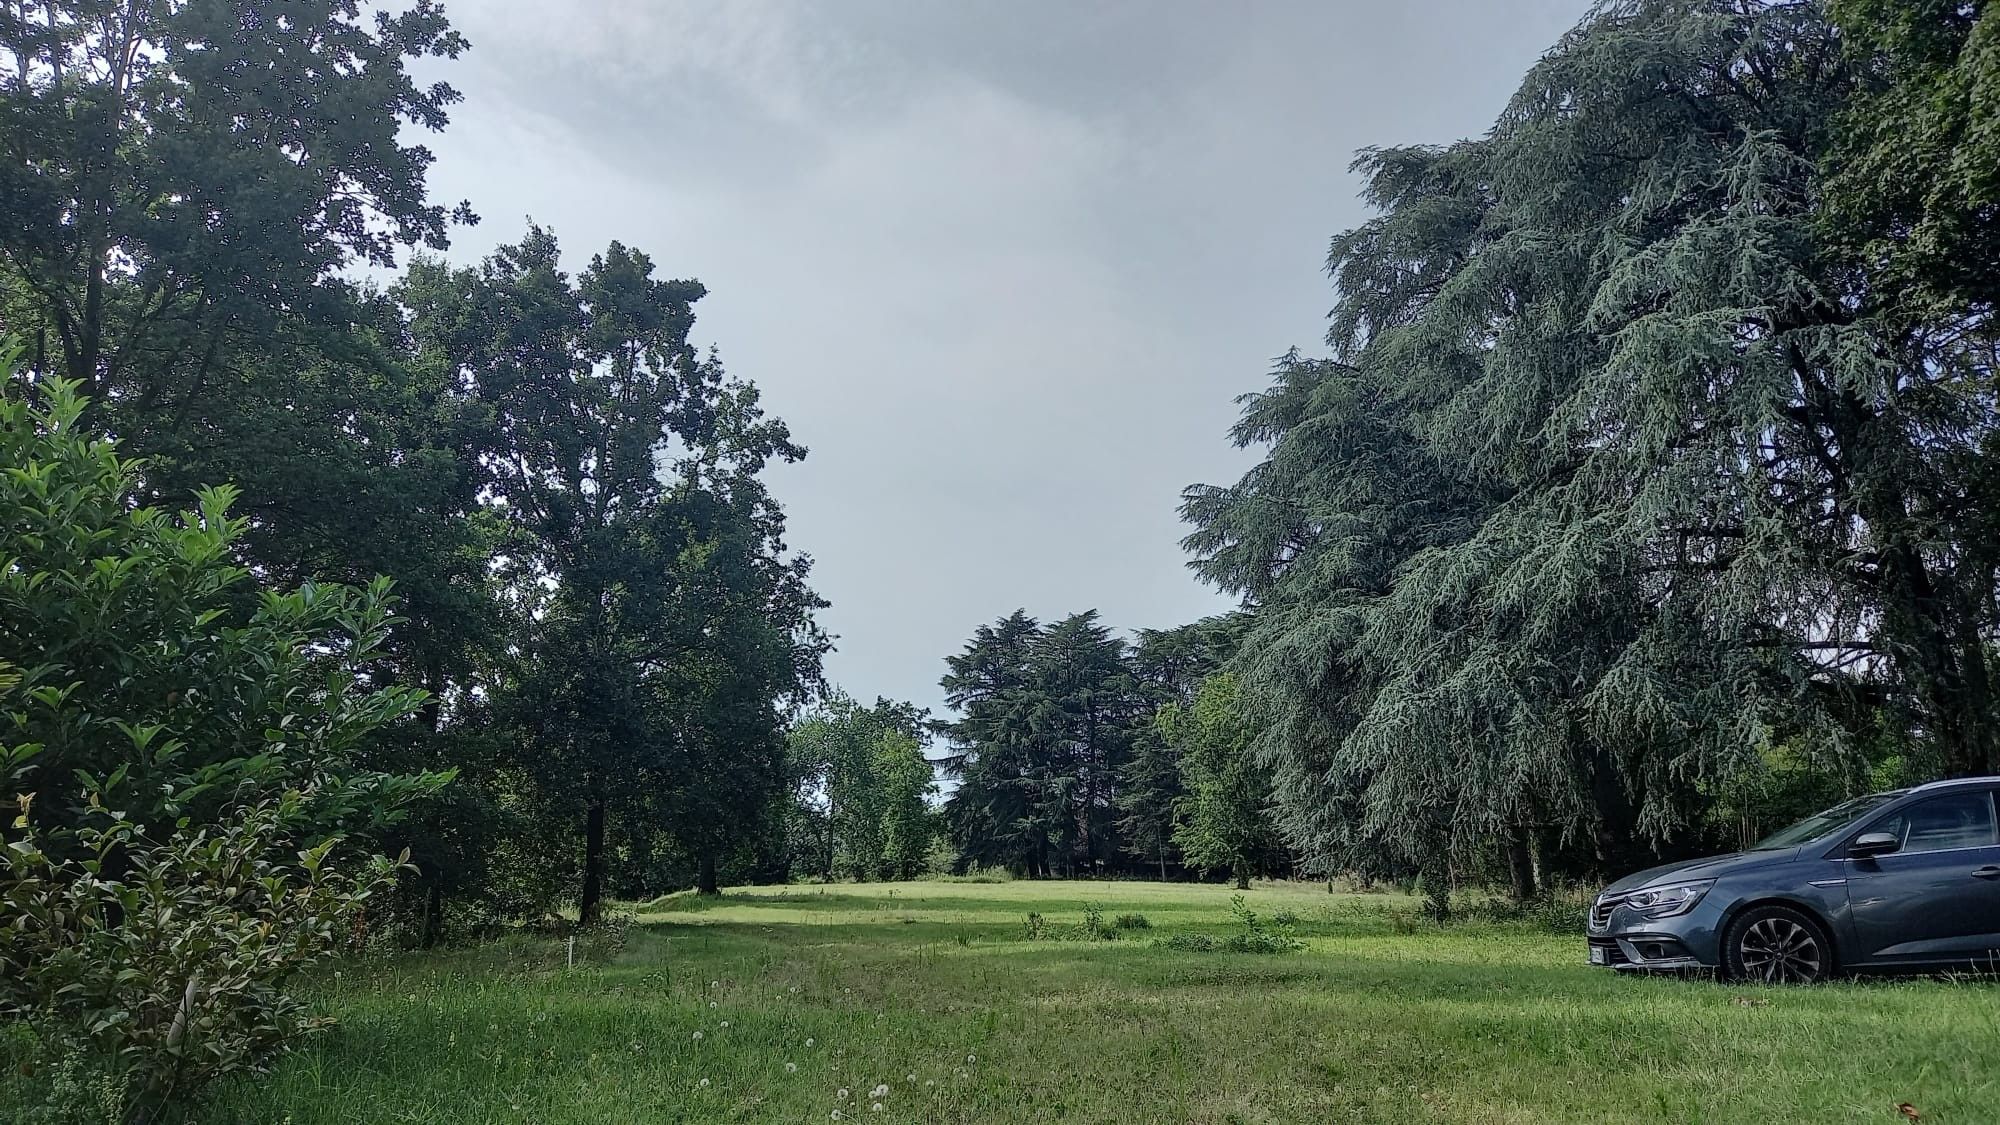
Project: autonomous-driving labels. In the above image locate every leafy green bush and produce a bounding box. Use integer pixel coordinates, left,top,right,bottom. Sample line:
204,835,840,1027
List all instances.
0,369,447,1121
1155,895,1304,954
1024,904,1122,943
2,797,402,1120
1114,912,1151,930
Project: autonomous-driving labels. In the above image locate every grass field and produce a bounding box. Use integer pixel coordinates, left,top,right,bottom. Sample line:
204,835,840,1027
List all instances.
20,879,2000,1123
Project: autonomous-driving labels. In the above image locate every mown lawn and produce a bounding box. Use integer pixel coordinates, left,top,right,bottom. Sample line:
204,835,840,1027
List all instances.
18,879,2000,1123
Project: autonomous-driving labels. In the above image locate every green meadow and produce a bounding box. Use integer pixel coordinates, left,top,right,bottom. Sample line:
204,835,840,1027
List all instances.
45,880,1991,1124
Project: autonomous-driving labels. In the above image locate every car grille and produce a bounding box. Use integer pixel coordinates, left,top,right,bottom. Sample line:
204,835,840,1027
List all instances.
1589,893,1624,932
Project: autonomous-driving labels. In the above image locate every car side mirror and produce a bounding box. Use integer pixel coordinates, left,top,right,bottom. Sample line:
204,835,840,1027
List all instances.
1848,831,1901,858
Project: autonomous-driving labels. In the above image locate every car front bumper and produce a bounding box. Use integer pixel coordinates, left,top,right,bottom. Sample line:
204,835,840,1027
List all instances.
1586,932,1706,972
1587,895,1728,972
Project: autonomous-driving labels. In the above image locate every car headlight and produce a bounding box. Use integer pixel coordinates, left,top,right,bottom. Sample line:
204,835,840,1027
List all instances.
1622,879,1714,918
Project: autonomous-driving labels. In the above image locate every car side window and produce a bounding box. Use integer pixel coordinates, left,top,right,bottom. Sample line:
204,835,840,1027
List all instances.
1864,792,1998,854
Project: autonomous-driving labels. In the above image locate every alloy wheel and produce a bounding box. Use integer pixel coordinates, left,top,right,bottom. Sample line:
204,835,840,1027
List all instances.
1737,916,1824,983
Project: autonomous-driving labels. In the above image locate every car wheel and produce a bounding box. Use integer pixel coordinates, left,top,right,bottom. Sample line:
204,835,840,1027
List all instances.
1721,904,1834,984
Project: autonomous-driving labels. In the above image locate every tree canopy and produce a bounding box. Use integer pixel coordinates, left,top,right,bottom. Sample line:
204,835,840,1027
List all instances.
1182,0,2000,907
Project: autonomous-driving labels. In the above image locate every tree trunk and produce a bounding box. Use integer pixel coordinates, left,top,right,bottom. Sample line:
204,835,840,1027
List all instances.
1233,861,1250,891
1505,829,1537,902
580,796,606,926
420,881,444,950
1158,847,1167,882
698,852,719,896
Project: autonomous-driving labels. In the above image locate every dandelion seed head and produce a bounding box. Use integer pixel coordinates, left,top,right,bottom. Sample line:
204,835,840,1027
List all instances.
871,1102,883,1113
698,1078,710,1088
691,1031,703,1041
836,1088,850,1101
805,1037,815,1047
870,1084,889,1098
719,1020,730,1029
786,1062,797,1073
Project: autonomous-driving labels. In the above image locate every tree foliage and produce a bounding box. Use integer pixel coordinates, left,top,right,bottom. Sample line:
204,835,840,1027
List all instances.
0,369,441,1120
398,229,823,918
787,695,936,881
938,611,1268,879
1161,674,1282,890
1184,0,2000,907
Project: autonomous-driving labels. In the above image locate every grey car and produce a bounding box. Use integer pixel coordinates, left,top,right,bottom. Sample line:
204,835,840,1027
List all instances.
1587,776,2000,982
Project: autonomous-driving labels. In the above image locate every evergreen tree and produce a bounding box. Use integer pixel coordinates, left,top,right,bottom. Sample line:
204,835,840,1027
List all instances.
939,611,1046,874
1186,0,2000,904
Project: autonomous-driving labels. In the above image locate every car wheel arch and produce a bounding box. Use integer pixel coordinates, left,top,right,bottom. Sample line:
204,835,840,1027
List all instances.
1716,896,1844,973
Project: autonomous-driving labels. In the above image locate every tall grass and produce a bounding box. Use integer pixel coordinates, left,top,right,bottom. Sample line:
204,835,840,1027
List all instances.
7,880,1989,1123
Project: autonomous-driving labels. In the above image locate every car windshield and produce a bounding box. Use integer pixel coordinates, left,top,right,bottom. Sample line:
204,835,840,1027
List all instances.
1749,793,1902,850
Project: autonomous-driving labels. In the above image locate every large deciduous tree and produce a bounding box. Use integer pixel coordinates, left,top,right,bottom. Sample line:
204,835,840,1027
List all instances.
788,695,935,882
0,0,470,402
401,228,821,922
1162,673,1281,891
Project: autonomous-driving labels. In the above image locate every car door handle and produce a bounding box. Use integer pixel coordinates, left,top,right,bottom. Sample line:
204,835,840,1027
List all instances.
1973,866,2000,880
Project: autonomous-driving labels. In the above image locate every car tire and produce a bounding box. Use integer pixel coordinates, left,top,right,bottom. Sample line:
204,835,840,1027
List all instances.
1720,903,1836,984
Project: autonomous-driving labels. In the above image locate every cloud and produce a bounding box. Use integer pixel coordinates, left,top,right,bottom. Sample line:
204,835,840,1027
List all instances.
418,0,1591,715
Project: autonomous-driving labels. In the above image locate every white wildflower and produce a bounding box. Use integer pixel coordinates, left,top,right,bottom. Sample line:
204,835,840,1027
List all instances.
836,1088,850,1101
691,1031,704,1041
698,1079,710,1088
870,1085,889,1099
805,1037,816,1048
786,1062,798,1073
871,1103,883,1113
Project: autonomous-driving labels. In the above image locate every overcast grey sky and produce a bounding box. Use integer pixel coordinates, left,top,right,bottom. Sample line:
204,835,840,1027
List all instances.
417,0,1588,718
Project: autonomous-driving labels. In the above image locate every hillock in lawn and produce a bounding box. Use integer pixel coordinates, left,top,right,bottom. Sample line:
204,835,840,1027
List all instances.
18,880,1998,1123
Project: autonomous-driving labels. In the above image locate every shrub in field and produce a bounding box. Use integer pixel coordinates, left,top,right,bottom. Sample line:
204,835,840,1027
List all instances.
1024,904,1123,943
1155,895,1304,954
0,370,446,1121
2,797,402,1120
1114,913,1151,930
1220,895,1304,953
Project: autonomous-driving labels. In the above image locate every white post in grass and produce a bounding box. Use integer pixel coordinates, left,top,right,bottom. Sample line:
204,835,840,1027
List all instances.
567,935,575,970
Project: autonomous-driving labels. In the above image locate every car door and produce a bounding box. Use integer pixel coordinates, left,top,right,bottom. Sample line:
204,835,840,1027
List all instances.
1845,789,2000,966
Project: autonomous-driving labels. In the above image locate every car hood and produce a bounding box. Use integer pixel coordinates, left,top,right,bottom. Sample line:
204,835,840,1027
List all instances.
1600,848,1799,896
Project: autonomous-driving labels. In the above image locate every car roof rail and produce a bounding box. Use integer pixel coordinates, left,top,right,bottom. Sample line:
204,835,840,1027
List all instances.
1908,775,2000,794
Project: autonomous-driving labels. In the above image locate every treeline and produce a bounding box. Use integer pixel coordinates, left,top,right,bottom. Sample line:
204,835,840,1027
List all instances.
0,1,822,949
932,611,1290,886
1167,0,2000,913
